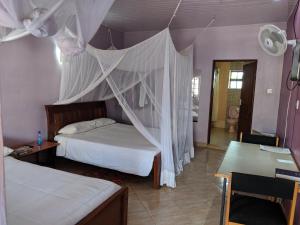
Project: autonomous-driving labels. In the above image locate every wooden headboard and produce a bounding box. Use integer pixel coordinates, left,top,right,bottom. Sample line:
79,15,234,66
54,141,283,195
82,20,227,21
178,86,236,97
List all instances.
45,101,107,141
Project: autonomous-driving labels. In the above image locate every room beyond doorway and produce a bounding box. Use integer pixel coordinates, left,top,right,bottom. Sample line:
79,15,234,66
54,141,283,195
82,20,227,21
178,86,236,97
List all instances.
208,60,257,150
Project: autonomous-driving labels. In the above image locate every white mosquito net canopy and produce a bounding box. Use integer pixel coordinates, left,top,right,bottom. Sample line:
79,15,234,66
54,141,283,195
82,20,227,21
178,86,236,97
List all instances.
59,30,194,187
0,0,194,188
0,0,114,55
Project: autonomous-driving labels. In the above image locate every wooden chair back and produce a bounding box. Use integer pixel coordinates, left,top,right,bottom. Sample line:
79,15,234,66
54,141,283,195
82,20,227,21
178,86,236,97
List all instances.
225,173,299,225
239,132,279,147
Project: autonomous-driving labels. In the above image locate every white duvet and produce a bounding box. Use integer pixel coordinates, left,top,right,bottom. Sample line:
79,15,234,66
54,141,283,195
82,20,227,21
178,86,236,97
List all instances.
5,157,120,225
55,123,160,177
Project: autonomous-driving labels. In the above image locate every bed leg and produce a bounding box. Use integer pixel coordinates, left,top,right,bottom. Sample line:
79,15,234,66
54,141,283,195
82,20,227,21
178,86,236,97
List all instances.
153,153,161,189
120,187,128,225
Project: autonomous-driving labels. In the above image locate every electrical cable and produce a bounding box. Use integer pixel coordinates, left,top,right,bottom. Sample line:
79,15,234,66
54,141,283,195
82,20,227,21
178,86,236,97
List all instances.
290,1,300,147
289,87,299,148
293,0,300,40
283,0,299,146
283,81,293,147
286,0,299,90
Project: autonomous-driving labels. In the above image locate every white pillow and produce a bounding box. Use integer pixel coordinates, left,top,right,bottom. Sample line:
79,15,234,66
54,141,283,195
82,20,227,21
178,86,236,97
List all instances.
93,118,116,128
58,121,96,135
3,146,14,156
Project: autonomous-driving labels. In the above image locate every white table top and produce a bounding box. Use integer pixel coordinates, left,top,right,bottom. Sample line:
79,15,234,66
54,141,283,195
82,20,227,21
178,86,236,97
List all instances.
216,141,299,178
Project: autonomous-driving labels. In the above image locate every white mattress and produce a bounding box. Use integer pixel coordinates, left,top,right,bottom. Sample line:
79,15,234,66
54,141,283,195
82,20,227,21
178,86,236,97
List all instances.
55,123,160,177
5,157,121,225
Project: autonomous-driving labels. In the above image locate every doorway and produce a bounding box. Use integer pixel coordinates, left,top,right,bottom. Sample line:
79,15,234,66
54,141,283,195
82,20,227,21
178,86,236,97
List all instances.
208,60,257,149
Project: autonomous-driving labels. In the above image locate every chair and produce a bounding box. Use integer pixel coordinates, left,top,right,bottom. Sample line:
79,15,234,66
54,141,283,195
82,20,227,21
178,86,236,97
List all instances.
239,132,279,147
225,172,299,225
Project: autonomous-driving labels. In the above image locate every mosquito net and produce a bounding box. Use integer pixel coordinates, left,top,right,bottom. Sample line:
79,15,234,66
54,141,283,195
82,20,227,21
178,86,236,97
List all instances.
0,1,115,223
0,0,194,188
0,0,114,55
57,29,194,187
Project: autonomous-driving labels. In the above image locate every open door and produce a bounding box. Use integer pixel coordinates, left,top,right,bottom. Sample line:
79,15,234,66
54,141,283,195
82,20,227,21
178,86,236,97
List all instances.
237,61,257,138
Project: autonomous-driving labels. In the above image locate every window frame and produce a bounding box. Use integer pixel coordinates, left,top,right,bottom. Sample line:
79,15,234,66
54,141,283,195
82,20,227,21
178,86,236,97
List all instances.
192,76,200,97
228,70,243,89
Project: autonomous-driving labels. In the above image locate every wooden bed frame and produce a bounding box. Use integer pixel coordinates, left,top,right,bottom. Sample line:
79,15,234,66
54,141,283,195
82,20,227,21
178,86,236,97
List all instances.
45,101,161,189
77,186,128,225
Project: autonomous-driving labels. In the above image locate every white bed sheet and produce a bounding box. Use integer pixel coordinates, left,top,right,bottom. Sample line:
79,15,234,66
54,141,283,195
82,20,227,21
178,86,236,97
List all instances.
55,123,160,177
5,157,120,225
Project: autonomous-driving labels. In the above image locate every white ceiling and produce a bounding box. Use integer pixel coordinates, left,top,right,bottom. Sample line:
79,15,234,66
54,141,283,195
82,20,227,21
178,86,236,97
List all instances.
103,0,298,32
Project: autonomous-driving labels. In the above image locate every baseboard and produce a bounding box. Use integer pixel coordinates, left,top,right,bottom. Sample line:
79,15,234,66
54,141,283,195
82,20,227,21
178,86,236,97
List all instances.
206,144,226,151
193,142,206,148
194,142,226,151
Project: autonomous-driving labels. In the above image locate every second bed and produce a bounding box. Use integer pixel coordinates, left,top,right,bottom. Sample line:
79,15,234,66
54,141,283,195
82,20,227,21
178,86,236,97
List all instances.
46,101,161,189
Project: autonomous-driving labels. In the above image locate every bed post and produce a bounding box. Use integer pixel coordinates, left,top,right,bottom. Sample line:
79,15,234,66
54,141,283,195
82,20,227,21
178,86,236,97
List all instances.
121,188,128,225
153,153,161,189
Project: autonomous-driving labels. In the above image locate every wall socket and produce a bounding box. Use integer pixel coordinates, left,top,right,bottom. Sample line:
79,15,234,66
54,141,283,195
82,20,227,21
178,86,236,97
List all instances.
267,89,273,94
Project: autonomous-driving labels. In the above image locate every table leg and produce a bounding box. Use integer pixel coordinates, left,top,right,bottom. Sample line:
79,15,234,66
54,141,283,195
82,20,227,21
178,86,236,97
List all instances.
48,148,56,168
36,152,39,164
51,148,56,168
220,178,227,225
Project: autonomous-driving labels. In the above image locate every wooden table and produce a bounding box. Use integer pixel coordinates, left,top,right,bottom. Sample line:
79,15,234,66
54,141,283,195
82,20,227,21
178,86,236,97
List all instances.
215,141,299,225
13,141,59,167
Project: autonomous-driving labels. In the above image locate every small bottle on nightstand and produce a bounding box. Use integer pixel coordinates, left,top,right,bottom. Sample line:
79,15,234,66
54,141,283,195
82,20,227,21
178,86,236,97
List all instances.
37,131,43,146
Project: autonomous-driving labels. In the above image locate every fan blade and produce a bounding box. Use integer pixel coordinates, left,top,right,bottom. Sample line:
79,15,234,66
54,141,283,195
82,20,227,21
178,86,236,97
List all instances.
269,31,284,44
273,41,284,55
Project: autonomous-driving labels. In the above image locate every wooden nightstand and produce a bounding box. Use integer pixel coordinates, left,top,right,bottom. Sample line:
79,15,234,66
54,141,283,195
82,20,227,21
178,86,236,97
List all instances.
12,141,59,167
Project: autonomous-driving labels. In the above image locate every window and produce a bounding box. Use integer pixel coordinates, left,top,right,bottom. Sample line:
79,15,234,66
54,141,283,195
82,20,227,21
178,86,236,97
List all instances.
55,45,62,65
228,71,243,89
192,77,200,97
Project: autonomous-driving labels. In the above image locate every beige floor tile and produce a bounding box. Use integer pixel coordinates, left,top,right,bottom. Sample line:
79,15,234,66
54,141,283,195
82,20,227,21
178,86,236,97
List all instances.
154,214,193,225
210,127,236,149
128,211,155,225
127,148,224,225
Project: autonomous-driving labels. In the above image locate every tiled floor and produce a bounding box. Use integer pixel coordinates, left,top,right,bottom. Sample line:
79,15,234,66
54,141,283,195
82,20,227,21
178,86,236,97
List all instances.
210,127,236,150
126,148,225,225
57,148,225,225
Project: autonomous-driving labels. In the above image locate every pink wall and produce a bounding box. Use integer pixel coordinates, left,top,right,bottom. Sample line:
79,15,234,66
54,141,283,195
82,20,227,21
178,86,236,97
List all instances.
125,23,286,143
0,36,61,145
276,3,300,225
0,26,123,146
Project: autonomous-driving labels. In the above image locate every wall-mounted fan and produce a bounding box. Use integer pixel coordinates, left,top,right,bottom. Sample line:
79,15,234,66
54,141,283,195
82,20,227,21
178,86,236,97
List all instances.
258,24,300,81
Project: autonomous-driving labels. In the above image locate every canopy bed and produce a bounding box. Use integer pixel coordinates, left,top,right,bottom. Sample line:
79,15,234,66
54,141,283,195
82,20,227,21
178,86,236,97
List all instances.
0,1,194,225
5,155,128,225
45,101,161,189
0,3,192,217
53,29,194,188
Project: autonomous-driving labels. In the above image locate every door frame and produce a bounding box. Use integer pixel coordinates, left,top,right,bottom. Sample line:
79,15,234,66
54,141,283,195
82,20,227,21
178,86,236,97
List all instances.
207,59,258,144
